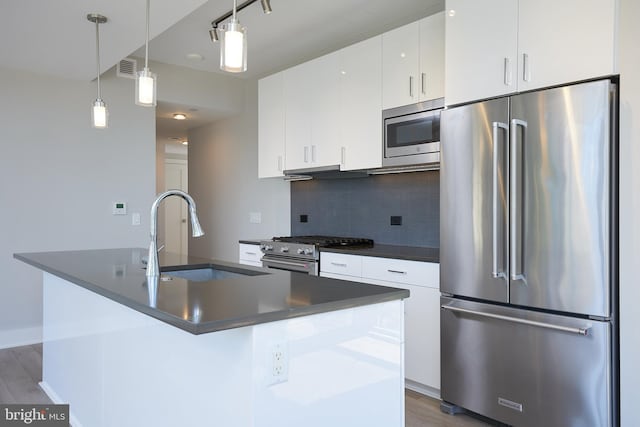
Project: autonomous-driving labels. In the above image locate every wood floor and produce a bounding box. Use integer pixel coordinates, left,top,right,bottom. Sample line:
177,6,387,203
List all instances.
0,344,494,426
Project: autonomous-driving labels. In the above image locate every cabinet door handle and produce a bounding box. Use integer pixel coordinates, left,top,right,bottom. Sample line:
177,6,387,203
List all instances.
421,72,426,95
503,57,512,86
387,269,407,275
311,145,316,163
331,262,347,267
341,147,346,166
304,146,309,163
409,76,414,97
522,53,530,82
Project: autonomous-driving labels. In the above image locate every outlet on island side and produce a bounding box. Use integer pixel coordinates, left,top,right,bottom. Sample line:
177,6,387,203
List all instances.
390,215,402,226
300,214,308,223
268,342,289,386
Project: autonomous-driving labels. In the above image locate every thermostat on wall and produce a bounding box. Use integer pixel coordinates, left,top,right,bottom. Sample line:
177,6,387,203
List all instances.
113,202,127,215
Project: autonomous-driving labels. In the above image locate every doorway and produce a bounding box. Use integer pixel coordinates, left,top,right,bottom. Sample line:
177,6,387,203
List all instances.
164,159,188,256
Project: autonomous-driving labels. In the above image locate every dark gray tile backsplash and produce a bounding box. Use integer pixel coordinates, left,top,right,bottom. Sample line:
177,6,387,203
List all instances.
291,171,439,247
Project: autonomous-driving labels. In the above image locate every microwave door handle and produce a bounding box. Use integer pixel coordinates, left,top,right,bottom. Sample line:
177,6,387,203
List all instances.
492,121,509,280
510,119,527,281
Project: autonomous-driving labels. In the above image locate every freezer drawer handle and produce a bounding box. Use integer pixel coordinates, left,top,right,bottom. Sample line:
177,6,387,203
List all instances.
441,305,591,336
387,269,407,275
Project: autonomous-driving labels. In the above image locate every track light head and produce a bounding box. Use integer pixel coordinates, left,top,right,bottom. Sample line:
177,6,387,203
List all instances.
209,27,219,42
260,0,272,14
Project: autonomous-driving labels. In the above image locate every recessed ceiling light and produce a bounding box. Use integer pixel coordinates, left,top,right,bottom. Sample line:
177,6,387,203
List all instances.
182,140,189,146
173,113,187,120
186,53,204,61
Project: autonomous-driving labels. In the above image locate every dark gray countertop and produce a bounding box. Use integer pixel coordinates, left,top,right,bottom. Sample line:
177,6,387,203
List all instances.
14,248,408,335
238,239,263,245
320,244,439,263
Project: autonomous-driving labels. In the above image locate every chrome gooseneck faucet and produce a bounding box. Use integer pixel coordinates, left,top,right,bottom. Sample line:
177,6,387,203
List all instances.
146,190,204,278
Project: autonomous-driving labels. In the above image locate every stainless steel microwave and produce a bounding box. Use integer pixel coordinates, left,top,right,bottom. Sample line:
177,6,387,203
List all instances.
382,98,444,167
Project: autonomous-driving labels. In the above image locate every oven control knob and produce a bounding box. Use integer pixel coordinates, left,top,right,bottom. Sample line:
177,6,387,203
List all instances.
304,248,313,255
280,247,289,253
297,248,305,255
260,244,273,251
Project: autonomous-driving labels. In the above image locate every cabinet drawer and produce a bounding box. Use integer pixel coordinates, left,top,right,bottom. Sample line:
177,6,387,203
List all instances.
362,257,438,288
239,243,263,264
320,253,362,277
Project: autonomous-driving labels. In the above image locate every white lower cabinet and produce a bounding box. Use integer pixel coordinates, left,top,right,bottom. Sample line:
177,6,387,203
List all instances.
238,243,263,267
320,252,440,396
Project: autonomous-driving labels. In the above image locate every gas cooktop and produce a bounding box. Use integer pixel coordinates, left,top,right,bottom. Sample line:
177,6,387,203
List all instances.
270,236,374,248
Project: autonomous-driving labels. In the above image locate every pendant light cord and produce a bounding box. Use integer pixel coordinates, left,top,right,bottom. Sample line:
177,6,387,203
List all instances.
145,0,150,69
232,0,237,21
95,20,101,99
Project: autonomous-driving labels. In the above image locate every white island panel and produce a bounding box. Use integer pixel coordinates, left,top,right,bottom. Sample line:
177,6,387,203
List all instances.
41,272,405,427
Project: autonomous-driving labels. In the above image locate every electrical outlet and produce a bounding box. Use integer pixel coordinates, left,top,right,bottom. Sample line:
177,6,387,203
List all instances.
390,215,402,226
268,342,289,385
300,214,308,223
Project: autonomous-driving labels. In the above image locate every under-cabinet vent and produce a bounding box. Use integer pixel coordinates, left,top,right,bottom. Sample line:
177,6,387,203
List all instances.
117,58,137,79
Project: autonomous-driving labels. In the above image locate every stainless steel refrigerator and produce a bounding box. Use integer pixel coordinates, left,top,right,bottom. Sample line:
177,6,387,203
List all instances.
439,78,618,427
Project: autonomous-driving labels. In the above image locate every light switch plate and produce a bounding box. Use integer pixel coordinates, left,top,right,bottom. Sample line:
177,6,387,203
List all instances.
249,212,262,224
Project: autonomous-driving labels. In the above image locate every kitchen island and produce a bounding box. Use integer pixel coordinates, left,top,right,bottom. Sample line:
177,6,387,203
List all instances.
15,248,408,427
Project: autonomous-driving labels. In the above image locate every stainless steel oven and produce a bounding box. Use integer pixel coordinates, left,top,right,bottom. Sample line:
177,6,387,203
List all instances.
261,255,318,275
383,98,444,167
260,236,374,276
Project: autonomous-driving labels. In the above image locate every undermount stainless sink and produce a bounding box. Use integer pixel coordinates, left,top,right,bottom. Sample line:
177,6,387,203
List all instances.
160,266,267,282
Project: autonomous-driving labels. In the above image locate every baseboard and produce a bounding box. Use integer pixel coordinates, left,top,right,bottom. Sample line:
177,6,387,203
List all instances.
405,379,441,400
0,326,42,349
39,382,83,427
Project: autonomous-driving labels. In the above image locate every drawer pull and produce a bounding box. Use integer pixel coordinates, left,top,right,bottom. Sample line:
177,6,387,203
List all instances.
244,251,257,256
387,269,407,275
331,262,347,267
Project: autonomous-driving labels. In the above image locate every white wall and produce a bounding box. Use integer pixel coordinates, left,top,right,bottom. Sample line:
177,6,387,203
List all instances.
188,80,290,262
0,67,155,348
618,0,640,425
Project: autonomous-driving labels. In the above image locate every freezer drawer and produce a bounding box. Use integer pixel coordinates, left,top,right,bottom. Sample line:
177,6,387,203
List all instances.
440,297,612,427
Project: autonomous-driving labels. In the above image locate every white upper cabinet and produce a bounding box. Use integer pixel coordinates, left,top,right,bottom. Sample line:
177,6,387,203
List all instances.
383,21,420,109
517,0,616,92
445,0,617,106
419,12,446,101
339,36,383,171
258,72,285,178
445,0,518,106
284,53,341,171
383,12,445,110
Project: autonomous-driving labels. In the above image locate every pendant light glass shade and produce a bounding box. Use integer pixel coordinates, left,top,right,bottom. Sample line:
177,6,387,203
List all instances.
135,68,157,106
220,21,247,73
92,99,108,129
136,0,157,107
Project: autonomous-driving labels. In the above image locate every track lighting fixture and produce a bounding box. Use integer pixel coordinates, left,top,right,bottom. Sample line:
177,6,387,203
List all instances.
208,0,273,72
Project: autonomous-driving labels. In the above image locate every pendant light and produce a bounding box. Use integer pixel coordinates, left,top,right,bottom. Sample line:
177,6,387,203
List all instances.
220,0,247,73
136,0,157,106
88,14,108,129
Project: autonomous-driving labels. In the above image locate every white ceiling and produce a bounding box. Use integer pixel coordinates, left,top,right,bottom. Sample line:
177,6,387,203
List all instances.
1,0,444,144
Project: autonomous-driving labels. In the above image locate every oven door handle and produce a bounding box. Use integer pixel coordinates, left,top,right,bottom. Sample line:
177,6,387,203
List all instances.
262,257,313,273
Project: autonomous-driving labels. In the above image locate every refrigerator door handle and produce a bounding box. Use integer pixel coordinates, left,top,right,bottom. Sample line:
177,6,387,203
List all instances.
510,118,527,281
441,304,592,336
492,121,509,280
